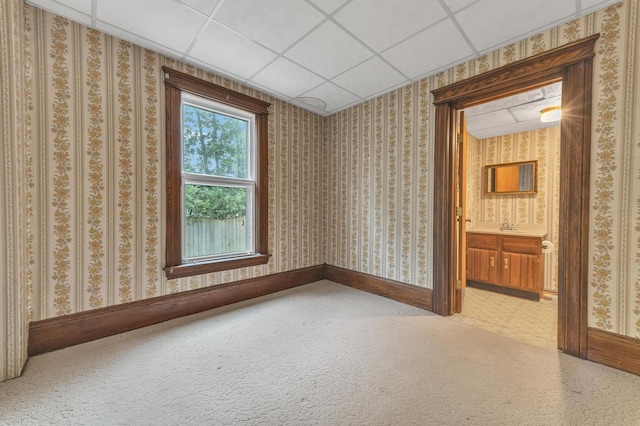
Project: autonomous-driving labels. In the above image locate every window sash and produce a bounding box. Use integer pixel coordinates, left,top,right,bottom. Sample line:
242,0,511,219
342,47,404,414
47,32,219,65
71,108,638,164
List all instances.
180,94,257,263
181,180,255,262
181,93,256,179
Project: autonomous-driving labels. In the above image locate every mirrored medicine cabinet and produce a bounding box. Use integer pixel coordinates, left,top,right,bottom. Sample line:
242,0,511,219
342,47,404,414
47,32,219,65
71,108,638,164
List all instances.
484,160,537,195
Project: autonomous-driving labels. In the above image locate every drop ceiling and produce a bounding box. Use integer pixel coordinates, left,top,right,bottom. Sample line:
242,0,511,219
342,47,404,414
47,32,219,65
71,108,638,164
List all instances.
28,0,619,116
464,82,562,139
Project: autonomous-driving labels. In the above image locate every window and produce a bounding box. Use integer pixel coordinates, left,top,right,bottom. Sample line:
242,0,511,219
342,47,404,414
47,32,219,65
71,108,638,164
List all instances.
163,67,270,279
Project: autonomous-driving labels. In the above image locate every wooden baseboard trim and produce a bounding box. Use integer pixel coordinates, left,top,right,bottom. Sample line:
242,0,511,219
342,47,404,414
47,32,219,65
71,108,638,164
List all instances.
325,264,432,311
28,265,325,356
26,264,640,378
587,328,640,376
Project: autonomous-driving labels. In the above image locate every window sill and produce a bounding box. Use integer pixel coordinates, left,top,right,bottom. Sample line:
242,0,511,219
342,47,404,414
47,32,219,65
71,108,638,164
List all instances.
164,253,270,280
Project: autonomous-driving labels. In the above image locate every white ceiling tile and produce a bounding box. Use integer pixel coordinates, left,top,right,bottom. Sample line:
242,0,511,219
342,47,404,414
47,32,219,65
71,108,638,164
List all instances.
245,82,292,103
466,109,515,131
214,0,325,52
288,98,329,115
27,0,92,25
382,19,474,79
177,0,221,15
581,0,622,12
96,21,183,58
52,0,92,14
455,0,576,52
186,58,248,84
308,0,348,14
301,82,361,113
295,96,331,111
465,89,544,116
332,57,407,98
469,120,559,139
250,58,326,98
285,21,373,79
443,0,479,13
97,0,206,52
542,82,563,98
189,21,278,79
334,0,447,52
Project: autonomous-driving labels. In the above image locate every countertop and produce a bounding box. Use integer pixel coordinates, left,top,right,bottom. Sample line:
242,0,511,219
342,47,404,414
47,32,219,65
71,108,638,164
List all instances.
466,229,548,238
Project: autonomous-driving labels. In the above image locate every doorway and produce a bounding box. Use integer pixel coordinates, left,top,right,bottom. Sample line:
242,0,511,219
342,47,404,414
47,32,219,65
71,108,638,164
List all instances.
456,84,562,347
431,34,599,358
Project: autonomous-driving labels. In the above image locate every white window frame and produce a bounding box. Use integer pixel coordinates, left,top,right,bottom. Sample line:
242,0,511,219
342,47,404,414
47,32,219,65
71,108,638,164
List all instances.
180,93,258,263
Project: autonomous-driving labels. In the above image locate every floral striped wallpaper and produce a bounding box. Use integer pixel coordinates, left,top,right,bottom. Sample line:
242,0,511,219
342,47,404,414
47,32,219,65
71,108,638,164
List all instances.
323,85,434,286
589,0,640,335
325,1,640,338
21,6,324,321
466,127,562,292
0,0,29,383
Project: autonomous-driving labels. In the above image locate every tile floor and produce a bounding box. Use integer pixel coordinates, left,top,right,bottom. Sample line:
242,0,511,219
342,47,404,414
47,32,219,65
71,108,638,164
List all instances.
451,285,558,350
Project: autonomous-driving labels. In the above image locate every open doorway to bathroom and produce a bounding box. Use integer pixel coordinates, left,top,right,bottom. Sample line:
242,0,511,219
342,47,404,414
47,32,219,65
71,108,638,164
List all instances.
431,34,598,358
453,83,562,349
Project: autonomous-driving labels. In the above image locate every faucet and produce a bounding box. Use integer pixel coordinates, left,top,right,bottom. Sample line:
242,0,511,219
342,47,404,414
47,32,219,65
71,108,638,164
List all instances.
501,219,516,231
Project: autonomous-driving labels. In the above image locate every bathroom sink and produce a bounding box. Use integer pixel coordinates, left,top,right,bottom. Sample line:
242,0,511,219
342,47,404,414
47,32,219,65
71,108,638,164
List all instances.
499,229,547,238
467,223,546,238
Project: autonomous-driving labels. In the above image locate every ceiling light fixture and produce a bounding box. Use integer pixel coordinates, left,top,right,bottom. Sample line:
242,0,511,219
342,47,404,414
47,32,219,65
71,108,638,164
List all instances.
540,106,562,122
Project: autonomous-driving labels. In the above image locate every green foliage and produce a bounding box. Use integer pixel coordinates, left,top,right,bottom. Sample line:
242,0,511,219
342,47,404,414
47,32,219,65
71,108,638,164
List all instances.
182,103,248,219
183,104,247,178
185,185,246,220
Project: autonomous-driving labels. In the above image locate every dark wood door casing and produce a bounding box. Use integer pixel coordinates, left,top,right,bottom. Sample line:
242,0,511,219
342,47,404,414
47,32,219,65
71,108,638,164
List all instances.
431,34,599,359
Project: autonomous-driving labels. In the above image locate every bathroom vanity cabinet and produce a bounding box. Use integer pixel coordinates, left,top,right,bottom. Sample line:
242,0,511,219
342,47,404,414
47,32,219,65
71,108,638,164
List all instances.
466,232,545,300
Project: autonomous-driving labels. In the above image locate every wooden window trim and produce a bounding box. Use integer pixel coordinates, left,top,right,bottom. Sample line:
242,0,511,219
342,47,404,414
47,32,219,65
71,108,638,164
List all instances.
162,67,270,280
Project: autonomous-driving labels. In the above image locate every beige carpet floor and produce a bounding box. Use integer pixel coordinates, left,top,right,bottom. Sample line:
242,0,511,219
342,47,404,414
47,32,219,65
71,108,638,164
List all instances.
1,280,639,426
452,286,558,350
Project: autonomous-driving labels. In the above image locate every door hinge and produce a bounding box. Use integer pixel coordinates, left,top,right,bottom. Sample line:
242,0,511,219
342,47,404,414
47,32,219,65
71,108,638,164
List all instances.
456,279,462,289
457,134,464,144
456,206,463,218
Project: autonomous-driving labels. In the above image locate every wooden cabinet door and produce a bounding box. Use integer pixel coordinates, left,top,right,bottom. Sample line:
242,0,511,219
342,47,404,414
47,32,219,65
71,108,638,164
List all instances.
466,248,498,284
499,252,540,292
